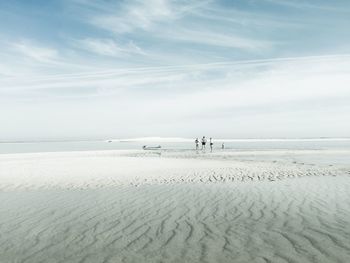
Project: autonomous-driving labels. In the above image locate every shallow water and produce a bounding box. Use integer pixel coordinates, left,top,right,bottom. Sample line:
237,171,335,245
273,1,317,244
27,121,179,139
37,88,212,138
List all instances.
1,138,350,154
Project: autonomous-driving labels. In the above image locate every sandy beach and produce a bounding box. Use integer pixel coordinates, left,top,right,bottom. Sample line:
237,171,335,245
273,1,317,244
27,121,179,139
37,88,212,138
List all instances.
2,0,350,261
1,149,350,263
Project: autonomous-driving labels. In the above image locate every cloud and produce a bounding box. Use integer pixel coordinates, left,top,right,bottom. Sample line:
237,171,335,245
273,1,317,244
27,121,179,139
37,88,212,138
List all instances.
163,28,273,51
84,0,273,51
1,0,350,139
2,52,350,139
2,54,350,101
89,0,198,34
262,0,350,12
11,40,59,63
74,38,145,57
90,0,170,33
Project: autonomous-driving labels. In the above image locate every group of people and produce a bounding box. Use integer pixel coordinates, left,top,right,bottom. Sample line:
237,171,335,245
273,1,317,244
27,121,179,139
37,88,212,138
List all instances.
195,136,224,152
196,136,211,150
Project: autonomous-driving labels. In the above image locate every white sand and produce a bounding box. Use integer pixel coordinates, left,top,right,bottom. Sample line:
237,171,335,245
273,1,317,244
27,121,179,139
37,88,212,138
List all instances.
0,150,350,262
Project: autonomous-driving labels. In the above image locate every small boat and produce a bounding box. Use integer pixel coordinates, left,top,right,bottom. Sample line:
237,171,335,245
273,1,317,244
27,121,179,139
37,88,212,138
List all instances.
142,145,161,150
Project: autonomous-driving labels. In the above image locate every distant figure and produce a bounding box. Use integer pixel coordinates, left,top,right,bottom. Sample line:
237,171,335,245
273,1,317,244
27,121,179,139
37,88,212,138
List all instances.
201,136,207,150
222,143,225,149
195,138,199,150
210,137,213,152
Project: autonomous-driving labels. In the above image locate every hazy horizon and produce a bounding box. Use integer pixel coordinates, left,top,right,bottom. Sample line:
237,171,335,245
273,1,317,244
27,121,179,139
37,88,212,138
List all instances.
2,136,350,144
1,0,350,141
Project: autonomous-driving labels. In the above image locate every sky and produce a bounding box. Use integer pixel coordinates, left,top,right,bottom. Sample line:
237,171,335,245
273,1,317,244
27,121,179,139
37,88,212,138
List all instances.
0,0,350,140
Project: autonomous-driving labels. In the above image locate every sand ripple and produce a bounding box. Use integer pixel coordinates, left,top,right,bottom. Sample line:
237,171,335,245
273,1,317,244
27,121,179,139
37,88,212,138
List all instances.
0,151,350,262
0,151,342,190
1,177,350,262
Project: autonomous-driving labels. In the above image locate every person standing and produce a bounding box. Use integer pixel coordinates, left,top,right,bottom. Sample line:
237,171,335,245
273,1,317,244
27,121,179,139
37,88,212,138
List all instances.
195,138,199,150
210,137,213,152
222,142,225,149
201,136,207,150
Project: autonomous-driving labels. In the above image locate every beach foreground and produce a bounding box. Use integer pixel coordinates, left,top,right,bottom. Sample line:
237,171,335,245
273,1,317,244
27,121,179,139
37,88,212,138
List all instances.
1,150,350,262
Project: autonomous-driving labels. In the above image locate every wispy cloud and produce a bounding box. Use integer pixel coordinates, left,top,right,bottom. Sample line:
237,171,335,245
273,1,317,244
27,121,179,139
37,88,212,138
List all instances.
5,53,350,139
11,40,59,63
163,28,273,51
262,0,350,13
1,0,350,139
2,54,349,100
89,0,202,34
84,0,273,52
74,38,146,57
